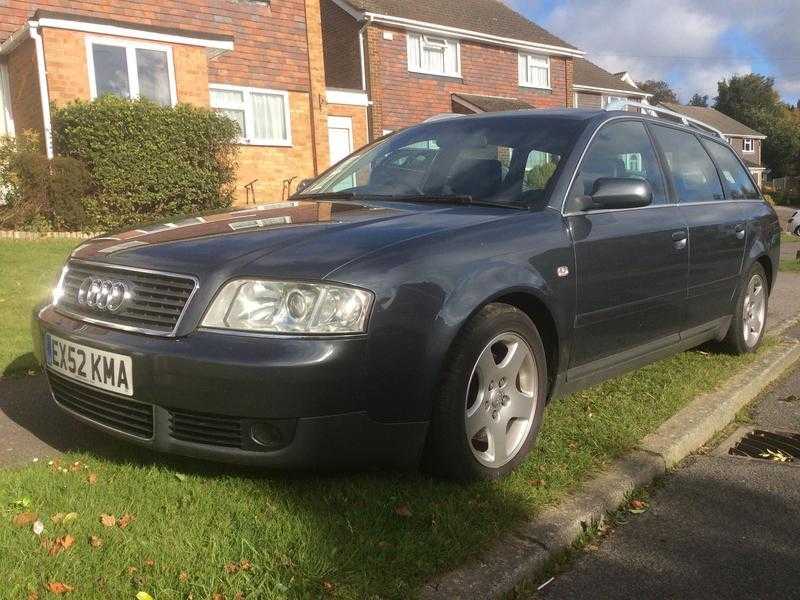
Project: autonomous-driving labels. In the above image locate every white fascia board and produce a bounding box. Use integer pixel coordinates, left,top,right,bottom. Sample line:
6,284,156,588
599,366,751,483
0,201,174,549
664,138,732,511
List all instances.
724,133,767,140
32,17,234,51
326,88,370,106
573,84,651,98
0,24,31,55
364,12,585,58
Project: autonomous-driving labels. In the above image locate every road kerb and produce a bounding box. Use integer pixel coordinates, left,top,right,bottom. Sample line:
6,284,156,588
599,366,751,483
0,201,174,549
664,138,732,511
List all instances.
422,338,800,599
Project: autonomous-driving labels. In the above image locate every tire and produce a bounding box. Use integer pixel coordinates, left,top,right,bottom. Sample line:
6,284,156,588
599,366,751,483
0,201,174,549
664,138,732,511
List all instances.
424,303,547,481
723,262,769,355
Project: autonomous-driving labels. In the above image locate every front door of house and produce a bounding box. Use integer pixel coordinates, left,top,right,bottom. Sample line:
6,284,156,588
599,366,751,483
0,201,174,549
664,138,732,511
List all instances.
328,116,353,166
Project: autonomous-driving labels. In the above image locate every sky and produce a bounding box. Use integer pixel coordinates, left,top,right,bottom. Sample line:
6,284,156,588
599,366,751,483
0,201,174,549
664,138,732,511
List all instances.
506,0,800,105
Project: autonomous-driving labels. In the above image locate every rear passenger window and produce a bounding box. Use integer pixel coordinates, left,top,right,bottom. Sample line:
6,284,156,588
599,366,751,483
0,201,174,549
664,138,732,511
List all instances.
567,120,667,210
651,125,724,203
701,139,760,199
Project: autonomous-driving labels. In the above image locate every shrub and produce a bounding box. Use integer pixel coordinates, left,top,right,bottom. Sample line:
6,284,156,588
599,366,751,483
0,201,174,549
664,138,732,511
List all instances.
0,133,92,231
52,96,239,231
524,161,558,191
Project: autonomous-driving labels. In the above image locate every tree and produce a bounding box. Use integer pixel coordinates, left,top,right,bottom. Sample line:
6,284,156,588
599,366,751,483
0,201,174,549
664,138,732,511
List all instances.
636,80,679,105
715,74,800,177
689,93,709,107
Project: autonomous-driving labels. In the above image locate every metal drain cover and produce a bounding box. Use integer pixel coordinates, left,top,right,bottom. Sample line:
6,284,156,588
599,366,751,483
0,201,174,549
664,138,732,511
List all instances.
729,430,800,463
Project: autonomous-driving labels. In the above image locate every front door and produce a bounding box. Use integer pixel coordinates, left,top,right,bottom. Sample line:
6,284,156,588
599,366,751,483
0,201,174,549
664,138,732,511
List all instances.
565,120,688,372
328,116,353,166
650,125,749,330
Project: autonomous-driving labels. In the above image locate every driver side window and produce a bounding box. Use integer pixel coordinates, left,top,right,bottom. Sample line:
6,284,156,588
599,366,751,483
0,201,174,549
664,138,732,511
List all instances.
567,120,666,212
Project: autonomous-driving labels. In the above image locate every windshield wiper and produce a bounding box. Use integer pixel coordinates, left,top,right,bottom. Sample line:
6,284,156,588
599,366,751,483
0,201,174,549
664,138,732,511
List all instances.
293,191,361,200
386,194,526,209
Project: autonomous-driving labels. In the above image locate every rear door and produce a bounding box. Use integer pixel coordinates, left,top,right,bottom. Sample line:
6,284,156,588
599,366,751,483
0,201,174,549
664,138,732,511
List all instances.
566,119,688,372
650,125,749,331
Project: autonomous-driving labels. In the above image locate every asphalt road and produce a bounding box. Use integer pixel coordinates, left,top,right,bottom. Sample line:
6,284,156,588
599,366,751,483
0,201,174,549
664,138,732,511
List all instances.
536,329,800,600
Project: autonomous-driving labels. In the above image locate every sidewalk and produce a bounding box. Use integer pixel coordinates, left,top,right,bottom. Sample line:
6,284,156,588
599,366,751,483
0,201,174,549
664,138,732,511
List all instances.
535,326,800,600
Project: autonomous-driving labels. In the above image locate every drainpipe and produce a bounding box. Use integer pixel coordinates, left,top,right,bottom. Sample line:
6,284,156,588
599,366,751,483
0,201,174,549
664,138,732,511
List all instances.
28,22,53,159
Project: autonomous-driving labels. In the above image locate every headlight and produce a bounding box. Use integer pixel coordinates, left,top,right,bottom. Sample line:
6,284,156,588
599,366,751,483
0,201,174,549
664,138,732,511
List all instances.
201,280,374,334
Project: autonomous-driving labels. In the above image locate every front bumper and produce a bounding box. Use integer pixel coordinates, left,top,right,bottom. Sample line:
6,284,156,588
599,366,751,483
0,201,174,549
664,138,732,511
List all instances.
33,305,427,469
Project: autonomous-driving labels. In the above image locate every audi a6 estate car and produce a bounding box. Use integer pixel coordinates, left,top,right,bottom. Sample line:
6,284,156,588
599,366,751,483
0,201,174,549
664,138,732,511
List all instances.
33,107,780,480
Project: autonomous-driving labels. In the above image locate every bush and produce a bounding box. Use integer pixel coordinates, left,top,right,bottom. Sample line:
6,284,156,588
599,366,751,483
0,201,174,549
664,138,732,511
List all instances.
524,161,558,191
0,133,92,231
52,96,239,231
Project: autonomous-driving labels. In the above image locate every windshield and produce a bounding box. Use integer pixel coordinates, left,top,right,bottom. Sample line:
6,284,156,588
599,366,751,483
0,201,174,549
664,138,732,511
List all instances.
301,114,585,205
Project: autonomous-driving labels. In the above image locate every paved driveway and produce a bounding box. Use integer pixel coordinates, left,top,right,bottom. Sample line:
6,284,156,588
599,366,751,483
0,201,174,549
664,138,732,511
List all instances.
2,276,799,469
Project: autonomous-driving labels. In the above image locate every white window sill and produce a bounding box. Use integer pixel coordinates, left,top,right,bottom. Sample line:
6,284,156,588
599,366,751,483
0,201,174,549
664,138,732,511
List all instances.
742,150,755,153
237,138,293,148
519,82,552,90
408,67,462,79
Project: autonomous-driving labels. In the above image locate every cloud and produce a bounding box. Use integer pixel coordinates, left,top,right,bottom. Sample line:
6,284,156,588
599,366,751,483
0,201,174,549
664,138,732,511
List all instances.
507,0,800,103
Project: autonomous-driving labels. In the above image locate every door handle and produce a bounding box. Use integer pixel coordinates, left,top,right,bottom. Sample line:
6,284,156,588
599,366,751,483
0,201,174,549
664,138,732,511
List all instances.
735,223,746,240
672,230,687,250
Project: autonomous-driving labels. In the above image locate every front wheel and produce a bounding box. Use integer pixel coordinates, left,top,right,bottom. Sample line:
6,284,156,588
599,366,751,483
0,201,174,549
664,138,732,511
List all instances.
424,303,547,481
723,263,768,354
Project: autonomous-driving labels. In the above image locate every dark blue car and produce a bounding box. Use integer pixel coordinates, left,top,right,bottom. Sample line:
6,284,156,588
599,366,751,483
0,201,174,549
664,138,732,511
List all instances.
33,108,780,480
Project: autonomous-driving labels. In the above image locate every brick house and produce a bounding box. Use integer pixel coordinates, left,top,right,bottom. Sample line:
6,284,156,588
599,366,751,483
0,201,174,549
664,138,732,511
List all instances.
572,58,650,108
0,1,365,204
662,103,767,187
320,0,584,142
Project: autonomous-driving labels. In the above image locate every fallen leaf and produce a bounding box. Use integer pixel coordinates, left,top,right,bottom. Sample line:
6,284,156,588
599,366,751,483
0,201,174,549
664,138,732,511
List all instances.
224,562,239,574
239,559,252,571
779,394,797,403
13,512,38,527
44,535,76,556
144,559,155,567
100,514,116,527
212,594,224,600
127,566,138,575
630,499,647,510
87,473,98,485
234,593,245,600
118,513,135,529
322,580,336,594
175,473,187,482
62,512,78,524
13,497,32,508
178,571,189,583
33,520,44,536
27,591,38,600
46,582,74,595
135,593,154,600
51,513,65,524
89,535,103,548
393,503,412,518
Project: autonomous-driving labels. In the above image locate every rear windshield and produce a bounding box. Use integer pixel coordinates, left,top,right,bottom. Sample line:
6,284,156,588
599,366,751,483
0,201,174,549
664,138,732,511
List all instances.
302,115,585,205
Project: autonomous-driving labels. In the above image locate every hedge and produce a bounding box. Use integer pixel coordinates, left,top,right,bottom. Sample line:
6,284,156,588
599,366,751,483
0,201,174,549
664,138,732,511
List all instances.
51,96,240,230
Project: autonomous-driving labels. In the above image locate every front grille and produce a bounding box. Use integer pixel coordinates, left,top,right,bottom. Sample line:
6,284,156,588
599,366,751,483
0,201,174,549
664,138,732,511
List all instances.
48,371,154,439
57,261,197,335
169,408,244,449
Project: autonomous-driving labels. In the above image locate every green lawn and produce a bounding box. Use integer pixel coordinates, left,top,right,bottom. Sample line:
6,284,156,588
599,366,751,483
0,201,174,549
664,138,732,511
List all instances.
0,240,79,377
0,239,770,598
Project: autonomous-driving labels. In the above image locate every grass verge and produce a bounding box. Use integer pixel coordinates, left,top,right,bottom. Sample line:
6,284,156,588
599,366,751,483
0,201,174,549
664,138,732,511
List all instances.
780,259,800,272
0,239,771,598
0,240,78,377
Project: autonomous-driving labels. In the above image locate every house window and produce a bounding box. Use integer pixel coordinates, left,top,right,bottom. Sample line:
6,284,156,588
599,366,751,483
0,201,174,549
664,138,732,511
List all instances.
209,84,292,146
518,52,550,89
87,38,176,106
742,138,754,153
407,32,460,77
0,62,14,137
604,95,627,108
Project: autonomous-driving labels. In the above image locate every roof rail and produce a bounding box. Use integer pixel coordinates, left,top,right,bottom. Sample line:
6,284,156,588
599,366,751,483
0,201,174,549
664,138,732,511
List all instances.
604,100,726,139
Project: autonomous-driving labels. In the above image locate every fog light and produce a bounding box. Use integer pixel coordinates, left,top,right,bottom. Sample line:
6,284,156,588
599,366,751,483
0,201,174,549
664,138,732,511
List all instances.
250,422,284,449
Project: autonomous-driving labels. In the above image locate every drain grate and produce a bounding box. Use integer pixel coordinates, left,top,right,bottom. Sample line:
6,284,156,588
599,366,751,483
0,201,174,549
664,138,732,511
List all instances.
729,430,800,463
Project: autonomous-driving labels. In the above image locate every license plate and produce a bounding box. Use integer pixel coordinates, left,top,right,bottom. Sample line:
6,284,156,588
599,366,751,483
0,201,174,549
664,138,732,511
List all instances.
45,333,134,396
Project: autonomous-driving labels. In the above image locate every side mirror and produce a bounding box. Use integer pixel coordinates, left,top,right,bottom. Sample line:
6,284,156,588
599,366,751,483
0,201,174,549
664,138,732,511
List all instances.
576,177,653,211
295,178,315,195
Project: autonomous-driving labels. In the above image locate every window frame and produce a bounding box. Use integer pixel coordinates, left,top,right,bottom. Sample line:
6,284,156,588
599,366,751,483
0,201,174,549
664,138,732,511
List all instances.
603,95,627,108
406,32,461,78
0,61,14,137
209,83,293,147
742,137,754,153
701,137,761,201
85,36,177,106
518,52,551,90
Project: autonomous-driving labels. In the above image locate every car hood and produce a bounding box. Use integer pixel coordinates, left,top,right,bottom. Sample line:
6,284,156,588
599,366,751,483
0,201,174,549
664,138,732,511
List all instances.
69,199,514,280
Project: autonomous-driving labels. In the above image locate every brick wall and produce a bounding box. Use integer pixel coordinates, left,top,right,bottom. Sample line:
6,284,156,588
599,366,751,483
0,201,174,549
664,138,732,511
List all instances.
364,24,572,137
304,0,330,172
320,0,362,90
5,38,42,137
0,1,313,93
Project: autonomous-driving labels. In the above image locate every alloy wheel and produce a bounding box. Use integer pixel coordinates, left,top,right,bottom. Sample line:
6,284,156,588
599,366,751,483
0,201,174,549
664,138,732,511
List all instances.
742,273,766,348
464,332,538,468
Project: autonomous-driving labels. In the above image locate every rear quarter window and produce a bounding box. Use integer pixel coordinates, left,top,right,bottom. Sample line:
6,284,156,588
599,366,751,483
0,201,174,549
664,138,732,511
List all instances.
701,139,760,200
